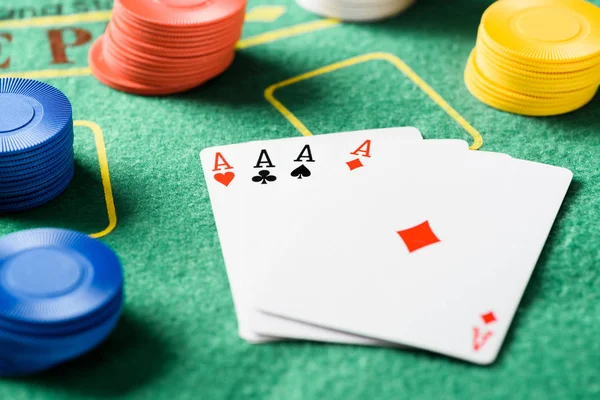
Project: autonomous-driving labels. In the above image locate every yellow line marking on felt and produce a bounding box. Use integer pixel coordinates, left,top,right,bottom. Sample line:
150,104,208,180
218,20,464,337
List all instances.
0,5,289,29
0,11,112,29
236,18,340,49
245,6,287,22
0,18,340,80
264,52,484,150
0,67,91,80
74,120,117,239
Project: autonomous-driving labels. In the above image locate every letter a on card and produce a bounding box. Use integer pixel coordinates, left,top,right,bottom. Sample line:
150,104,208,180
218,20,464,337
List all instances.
294,145,315,163
213,152,233,171
350,139,372,158
254,149,276,169
212,152,235,187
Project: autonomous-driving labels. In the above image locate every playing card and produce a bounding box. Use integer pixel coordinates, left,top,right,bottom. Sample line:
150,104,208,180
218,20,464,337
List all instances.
248,150,572,363
200,127,424,343
241,139,471,342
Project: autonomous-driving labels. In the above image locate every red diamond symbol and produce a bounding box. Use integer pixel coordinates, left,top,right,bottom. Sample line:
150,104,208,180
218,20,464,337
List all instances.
346,158,363,171
481,312,496,325
397,220,440,253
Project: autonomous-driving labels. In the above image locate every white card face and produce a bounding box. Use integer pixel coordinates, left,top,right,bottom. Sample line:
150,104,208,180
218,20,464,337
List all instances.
249,151,572,364
200,128,425,343
241,139,470,342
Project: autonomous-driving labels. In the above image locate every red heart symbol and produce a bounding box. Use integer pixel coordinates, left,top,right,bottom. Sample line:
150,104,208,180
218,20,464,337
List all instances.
214,171,235,187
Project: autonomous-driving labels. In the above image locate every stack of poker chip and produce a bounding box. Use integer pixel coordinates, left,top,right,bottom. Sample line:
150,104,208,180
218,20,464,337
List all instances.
89,0,246,96
464,0,600,117
0,229,124,377
0,78,75,213
295,0,415,22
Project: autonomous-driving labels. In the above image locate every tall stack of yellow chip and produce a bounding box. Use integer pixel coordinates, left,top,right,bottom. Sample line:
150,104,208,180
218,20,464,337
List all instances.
464,0,600,116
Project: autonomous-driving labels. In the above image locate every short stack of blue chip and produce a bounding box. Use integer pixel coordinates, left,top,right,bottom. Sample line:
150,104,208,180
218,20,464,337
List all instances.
0,228,124,377
0,78,75,213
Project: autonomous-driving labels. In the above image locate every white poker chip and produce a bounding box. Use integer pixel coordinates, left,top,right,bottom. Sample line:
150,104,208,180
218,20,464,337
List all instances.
296,0,415,22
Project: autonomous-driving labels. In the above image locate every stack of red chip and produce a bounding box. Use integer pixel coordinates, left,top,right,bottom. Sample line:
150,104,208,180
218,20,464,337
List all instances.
89,0,247,96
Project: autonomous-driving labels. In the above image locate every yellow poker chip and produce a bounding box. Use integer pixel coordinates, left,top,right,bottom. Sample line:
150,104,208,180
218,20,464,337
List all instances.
466,62,598,115
481,0,600,64
465,71,597,116
465,53,598,116
464,0,600,116
478,24,600,72
469,75,591,109
476,33,600,75
469,52,597,102
478,64,600,94
475,47,600,93
466,82,596,116
476,43,600,85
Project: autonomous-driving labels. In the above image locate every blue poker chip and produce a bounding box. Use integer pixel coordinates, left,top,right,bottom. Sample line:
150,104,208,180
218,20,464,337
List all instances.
0,295,122,356
0,118,72,159
0,79,72,156
0,292,123,351
0,166,73,213
0,155,73,195
0,135,73,175
0,229,123,328
0,125,73,167
0,229,124,377
0,162,73,199
0,148,73,184
0,163,73,203
0,178,72,213
0,144,73,186
0,156,72,191
0,288,123,337
0,80,75,212
0,293,123,377
0,140,72,172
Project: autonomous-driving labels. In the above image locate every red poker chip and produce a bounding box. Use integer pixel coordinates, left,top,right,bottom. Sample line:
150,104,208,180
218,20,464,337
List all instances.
103,35,236,75
108,19,241,57
104,29,236,68
89,0,245,95
115,3,246,35
114,17,245,43
102,43,235,81
105,57,235,87
115,0,247,27
89,36,235,96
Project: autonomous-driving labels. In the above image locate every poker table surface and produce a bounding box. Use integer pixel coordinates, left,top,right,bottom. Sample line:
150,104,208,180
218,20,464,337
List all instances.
1,0,599,398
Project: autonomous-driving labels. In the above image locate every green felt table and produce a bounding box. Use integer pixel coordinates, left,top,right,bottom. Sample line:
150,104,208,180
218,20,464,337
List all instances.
1,0,600,398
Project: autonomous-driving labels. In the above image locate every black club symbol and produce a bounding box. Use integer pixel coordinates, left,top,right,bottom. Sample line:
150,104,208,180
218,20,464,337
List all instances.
252,170,277,184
